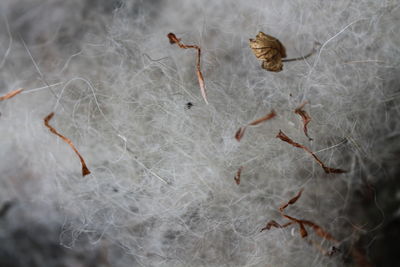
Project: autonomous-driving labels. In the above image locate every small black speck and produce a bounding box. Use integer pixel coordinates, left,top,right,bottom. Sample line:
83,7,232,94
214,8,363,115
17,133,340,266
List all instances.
185,102,193,109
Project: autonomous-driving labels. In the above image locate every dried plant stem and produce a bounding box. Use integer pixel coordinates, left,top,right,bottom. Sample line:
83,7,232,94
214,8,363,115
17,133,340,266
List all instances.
295,102,313,141
235,110,276,141
279,188,304,212
276,130,346,174
167,33,208,104
0,88,24,101
262,189,339,254
44,112,90,176
282,42,320,62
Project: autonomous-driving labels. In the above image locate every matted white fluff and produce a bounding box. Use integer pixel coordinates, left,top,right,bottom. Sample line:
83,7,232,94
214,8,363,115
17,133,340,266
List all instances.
0,0,399,266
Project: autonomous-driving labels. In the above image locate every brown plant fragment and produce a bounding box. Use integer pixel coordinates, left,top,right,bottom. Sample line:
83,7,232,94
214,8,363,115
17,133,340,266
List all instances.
295,102,313,141
301,220,338,242
167,32,208,104
234,127,246,141
0,88,24,101
299,222,308,238
249,32,286,72
276,130,346,174
261,189,339,256
282,212,337,243
279,188,304,212
260,220,294,232
233,166,243,185
248,110,277,126
234,110,276,142
44,112,91,176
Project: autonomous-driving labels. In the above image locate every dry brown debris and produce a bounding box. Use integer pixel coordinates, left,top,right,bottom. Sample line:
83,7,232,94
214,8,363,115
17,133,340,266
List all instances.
44,112,91,176
0,88,24,101
167,32,208,104
233,166,244,185
276,130,346,174
261,189,339,256
234,110,276,141
295,102,313,141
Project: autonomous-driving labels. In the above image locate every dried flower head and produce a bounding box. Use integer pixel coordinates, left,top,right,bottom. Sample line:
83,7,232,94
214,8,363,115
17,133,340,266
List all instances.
249,32,287,72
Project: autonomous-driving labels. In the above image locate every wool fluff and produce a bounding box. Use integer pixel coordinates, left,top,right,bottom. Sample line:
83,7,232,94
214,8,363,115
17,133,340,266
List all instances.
0,0,399,266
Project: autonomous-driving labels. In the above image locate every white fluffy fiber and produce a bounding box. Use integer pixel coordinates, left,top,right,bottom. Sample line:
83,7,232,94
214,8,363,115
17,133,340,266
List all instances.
0,0,399,266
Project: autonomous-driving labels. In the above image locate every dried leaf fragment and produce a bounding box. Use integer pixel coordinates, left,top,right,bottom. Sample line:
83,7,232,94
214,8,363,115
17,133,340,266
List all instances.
261,189,339,255
0,88,24,101
260,220,294,232
44,112,91,176
234,110,276,142
295,102,313,141
248,110,277,126
167,32,208,104
234,166,243,185
249,32,286,72
301,220,338,242
276,130,346,174
279,189,304,212
234,127,246,142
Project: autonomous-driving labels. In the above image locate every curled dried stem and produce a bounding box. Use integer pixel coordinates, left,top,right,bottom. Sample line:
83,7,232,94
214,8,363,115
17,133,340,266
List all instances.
167,33,208,104
276,130,346,174
44,112,90,176
262,189,339,255
235,110,276,141
295,102,313,141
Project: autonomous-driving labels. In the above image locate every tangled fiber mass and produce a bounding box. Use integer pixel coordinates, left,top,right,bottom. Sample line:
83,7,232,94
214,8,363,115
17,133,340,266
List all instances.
0,0,399,266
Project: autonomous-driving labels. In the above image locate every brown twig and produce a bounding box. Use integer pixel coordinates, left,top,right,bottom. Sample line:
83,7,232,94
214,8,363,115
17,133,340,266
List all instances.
276,130,346,174
295,102,313,141
44,112,90,176
167,33,208,104
0,88,24,101
235,110,276,141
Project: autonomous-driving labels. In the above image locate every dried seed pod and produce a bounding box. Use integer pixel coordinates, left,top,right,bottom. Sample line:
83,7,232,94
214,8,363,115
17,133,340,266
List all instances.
249,32,287,72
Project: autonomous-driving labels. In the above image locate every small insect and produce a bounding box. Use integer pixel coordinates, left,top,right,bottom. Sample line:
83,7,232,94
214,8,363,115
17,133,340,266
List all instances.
185,102,193,109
